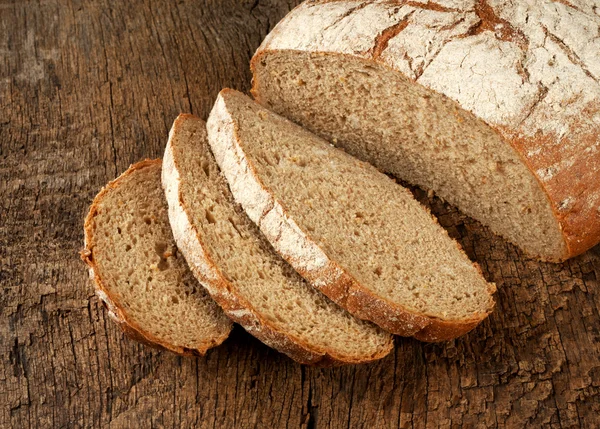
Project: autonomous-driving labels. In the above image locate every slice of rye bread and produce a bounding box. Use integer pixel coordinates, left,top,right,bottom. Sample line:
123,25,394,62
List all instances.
162,114,393,365
206,89,496,342
81,160,232,355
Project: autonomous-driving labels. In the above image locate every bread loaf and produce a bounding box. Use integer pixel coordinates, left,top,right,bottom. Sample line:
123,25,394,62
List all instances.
162,114,393,364
81,160,232,355
207,89,495,341
251,0,600,261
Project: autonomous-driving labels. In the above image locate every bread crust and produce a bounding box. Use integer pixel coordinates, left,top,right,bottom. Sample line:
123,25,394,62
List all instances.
207,90,494,342
162,114,393,365
250,0,600,261
81,159,232,356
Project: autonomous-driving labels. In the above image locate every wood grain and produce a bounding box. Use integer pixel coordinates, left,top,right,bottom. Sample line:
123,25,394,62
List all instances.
1,0,599,427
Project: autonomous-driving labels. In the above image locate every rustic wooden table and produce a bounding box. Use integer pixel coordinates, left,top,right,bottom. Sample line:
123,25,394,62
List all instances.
1,1,600,428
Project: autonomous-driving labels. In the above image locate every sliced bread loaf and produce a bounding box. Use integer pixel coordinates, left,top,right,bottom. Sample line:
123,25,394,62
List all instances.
251,0,600,261
207,89,496,341
81,160,232,355
162,114,393,364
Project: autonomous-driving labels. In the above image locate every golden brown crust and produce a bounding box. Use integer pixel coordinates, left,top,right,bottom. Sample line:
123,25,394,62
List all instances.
507,128,600,261
163,115,393,365
80,159,231,356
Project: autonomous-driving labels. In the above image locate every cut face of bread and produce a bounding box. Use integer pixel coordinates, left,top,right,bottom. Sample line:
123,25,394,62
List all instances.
207,89,495,341
252,51,566,261
162,114,393,364
81,160,232,355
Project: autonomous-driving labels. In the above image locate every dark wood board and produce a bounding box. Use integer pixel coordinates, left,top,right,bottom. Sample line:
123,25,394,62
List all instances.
1,0,599,427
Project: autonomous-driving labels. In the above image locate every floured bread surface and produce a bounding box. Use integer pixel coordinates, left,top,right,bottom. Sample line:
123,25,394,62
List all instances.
207,89,495,339
82,160,232,355
163,114,393,364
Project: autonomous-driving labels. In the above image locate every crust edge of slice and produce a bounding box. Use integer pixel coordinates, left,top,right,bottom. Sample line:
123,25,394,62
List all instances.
207,89,495,342
81,159,232,356
162,113,393,365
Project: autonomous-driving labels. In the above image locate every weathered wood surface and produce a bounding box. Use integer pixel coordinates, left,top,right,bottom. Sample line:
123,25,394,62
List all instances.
1,1,599,427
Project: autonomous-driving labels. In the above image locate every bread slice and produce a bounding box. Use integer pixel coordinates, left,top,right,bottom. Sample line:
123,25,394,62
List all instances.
250,0,600,261
162,114,393,365
81,160,232,355
207,89,496,341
